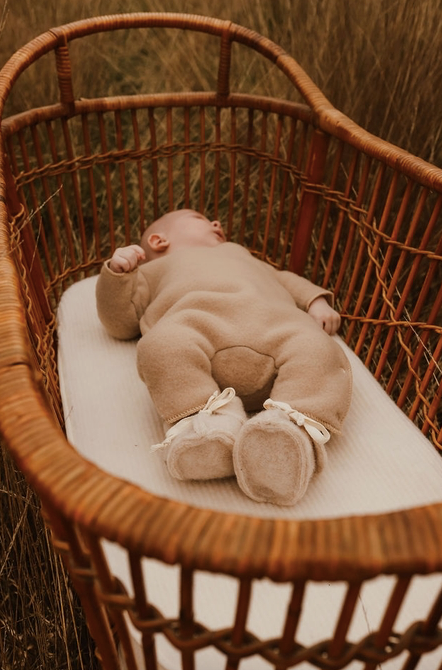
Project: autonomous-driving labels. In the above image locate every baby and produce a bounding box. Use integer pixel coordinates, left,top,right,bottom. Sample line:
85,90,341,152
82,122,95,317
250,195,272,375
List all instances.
96,209,352,505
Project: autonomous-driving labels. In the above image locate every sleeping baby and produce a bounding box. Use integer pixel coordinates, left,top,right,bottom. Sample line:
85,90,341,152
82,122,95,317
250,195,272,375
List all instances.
96,209,352,505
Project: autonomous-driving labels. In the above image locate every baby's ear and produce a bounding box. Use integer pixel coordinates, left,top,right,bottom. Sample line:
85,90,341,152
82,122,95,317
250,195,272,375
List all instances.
147,233,169,253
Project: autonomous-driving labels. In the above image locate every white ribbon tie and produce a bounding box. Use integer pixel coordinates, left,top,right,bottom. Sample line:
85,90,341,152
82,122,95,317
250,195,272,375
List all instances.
151,387,236,451
263,399,330,446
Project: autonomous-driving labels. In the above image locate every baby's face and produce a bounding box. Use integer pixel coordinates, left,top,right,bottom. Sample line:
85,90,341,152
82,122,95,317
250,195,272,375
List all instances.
166,210,226,249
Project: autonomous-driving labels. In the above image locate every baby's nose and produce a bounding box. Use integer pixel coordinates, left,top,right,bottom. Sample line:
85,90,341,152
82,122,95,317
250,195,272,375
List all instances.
211,219,226,240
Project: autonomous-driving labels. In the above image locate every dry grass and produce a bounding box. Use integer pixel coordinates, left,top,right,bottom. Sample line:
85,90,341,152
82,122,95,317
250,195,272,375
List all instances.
0,447,97,670
1,0,442,668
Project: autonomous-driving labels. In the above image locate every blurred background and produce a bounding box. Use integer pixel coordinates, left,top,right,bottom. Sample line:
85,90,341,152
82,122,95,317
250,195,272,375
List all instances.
1,1,441,668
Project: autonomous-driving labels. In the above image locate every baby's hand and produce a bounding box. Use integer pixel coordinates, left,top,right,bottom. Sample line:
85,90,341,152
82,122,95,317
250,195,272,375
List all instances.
307,296,341,335
109,245,146,273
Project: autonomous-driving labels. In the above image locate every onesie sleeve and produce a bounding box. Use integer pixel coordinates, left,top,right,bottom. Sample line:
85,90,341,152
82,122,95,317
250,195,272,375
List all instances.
95,260,150,339
272,268,334,311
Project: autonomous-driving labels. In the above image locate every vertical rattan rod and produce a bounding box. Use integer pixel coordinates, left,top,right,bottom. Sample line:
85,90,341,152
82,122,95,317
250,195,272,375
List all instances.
214,107,221,219
426,371,442,447
405,290,442,415
288,129,330,276
84,532,139,670
426,397,442,449
239,108,254,245
199,106,206,214
216,24,232,101
179,567,195,670
416,334,442,435
322,147,360,288
383,185,433,321
272,117,296,266
16,129,55,282
310,140,345,284
343,162,386,343
45,121,78,272
391,343,440,432
392,283,442,424
29,125,64,274
372,187,429,378
437,420,442,450
333,155,373,296
261,114,283,260
353,169,399,357
61,117,88,268
148,108,159,221
115,110,131,245
391,257,442,399
166,108,174,211
391,193,442,400
2,168,59,412
251,112,267,252
97,112,116,254
3,144,53,324
129,553,159,670
278,580,307,656
363,576,412,670
280,122,308,269
327,581,362,660
131,110,146,236
81,114,101,261
227,106,237,239
361,179,414,370
54,37,75,110
184,107,191,209
225,577,252,670
401,583,442,670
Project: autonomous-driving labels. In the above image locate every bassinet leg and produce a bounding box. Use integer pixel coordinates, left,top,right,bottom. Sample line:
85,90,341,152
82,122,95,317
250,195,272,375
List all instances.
279,580,307,656
327,582,363,661
400,583,442,670
224,578,252,670
42,503,121,670
180,567,196,670
363,576,412,670
128,554,159,670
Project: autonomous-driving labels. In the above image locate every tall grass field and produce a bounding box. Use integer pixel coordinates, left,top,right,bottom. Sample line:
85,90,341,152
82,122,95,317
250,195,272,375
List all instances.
1,0,441,668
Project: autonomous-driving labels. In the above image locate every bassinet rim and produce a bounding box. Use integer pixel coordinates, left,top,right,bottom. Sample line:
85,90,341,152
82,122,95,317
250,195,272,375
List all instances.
1,343,442,585
0,11,442,588
1,12,442,191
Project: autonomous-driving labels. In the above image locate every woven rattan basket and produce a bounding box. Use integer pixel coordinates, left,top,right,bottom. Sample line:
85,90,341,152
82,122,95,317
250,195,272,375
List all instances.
1,13,442,670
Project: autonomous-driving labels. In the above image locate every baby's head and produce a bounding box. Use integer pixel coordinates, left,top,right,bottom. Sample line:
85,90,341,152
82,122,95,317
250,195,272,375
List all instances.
141,209,226,261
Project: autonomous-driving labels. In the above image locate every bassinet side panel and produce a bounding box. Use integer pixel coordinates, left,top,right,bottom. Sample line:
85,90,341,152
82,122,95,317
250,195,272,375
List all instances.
4,94,442,448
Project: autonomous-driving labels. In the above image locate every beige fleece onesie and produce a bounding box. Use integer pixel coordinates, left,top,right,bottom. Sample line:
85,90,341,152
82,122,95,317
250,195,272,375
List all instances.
96,242,352,429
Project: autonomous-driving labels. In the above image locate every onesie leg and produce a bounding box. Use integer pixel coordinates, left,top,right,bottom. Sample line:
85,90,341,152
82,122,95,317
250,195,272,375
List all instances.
137,322,218,423
270,329,352,433
233,328,351,505
153,388,247,481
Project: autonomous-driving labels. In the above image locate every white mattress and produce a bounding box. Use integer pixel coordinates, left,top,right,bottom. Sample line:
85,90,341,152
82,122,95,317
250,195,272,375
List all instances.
57,275,442,670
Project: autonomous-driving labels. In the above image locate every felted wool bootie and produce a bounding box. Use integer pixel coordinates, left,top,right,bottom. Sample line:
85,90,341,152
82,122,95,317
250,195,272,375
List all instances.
151,388,247,481
233,400,330,506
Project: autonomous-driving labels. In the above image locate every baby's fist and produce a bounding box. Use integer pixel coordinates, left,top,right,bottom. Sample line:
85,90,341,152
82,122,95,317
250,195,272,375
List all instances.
307,296,341,335
109,245,146,273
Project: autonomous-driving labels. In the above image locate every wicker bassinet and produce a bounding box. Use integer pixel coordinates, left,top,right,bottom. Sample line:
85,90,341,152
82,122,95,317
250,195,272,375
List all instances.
1,13,442,670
